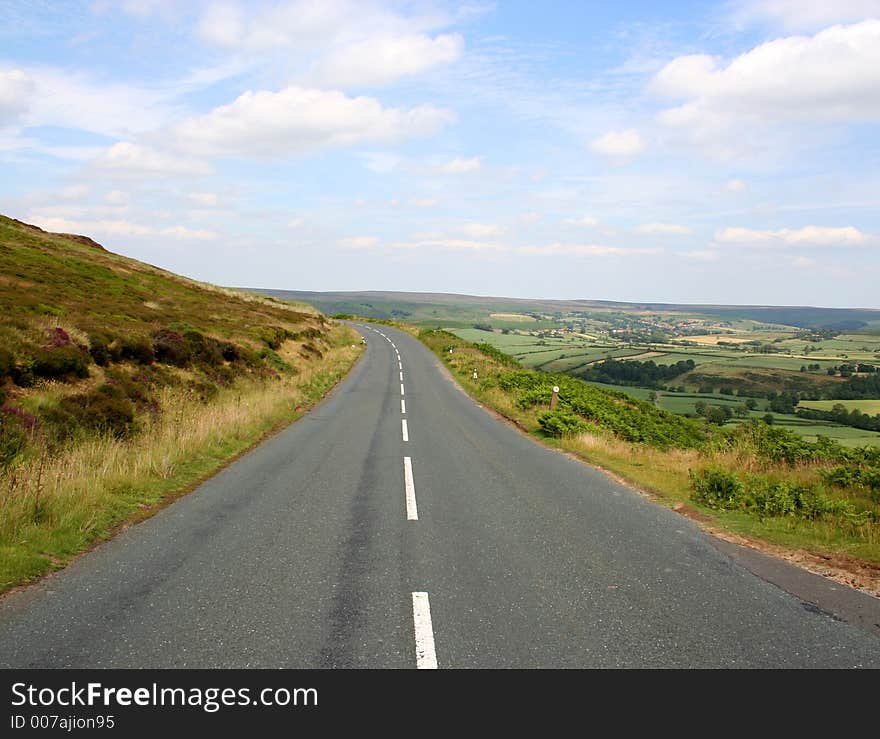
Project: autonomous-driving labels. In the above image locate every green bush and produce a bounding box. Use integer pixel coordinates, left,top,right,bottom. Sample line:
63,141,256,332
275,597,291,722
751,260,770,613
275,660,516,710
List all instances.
31,345,90,380
537,410,588,437
185,330,224,367
88,332,112,366
0,347,14,379
59,384,135,438
119,335,155,365
691,467,856,521
259,326,290,350
153,328,191,367
690,466,743,509
0,406,35,465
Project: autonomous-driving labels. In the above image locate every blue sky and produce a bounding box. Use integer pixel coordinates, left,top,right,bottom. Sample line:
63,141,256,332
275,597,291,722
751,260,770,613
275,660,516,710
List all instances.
1,1,878,307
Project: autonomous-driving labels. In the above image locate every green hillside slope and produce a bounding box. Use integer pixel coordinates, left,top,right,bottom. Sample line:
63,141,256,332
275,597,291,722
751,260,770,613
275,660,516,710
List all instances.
0,215,362,590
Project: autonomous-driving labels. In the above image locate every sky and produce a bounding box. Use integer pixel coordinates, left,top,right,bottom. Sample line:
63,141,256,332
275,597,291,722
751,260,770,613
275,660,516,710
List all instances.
1,1,879,308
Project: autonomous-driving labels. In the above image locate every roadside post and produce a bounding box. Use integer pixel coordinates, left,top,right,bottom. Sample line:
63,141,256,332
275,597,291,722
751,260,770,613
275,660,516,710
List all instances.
473,368,478,381
550,385,559,410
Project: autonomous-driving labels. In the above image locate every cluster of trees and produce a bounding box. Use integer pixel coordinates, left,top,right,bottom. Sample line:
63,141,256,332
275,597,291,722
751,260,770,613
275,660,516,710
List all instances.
796,404,880,432
826,363,877,378
577,358,695,387
828,373,880,399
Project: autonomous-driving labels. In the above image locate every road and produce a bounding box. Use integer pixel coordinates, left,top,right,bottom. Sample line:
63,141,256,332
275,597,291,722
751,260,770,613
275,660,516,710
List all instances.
1,323,878,668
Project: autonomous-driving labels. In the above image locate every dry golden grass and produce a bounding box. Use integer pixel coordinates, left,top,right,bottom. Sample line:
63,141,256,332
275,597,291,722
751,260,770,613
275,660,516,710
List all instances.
0,324,362,591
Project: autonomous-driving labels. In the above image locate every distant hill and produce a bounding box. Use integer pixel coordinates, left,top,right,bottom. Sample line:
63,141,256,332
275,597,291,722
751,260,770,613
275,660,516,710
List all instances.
254,289,880,331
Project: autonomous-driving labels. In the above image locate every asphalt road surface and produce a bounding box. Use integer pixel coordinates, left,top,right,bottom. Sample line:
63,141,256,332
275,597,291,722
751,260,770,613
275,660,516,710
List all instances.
1,323,878,668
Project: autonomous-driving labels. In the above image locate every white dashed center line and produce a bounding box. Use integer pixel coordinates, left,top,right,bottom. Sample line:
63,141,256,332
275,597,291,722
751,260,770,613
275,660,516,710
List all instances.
399,371,404,382
404,456,418,520
411,592,438,669
400,383,405,397
401,398,406,414
401,419,409,442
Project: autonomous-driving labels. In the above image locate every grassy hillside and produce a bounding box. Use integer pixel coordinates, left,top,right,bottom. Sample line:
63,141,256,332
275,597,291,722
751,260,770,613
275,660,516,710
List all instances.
0,215,362,591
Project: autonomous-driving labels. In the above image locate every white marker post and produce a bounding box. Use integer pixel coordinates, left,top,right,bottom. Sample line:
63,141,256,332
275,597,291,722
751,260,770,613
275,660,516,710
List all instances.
472,368,478,381
550,385,560,410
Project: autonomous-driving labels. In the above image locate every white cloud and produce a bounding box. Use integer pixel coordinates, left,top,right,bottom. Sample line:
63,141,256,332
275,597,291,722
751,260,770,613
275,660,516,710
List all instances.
94,142,212,176
27,213,216,240
680,249,720,261
519,243,661,257
439,156,482,174
726,178,748,192
159,225,217,240
589,129,646,158
793,256,816,267
732,1,880,31
104,190,130,205
29,216,152,237
59,184,90,200
715,225,867,246
360,151,401,173
460,223,503,238
562,216,600,227
634,222,694,236
0,69,33,124
338,235,379,248
287,218,304,228
520,212,541,224
195,0,448,53
174,87,455,158
409,198,439,208
307,33,463,88
188,192,219,207
389,237,504,252
653,20,880,124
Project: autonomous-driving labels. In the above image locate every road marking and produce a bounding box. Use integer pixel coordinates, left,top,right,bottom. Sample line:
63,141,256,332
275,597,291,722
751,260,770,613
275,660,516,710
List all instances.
404,456,418,520
399,371,404,381
411,592,438,669
401,399,406,414
398,361,402,370
402,419,409,442
401,383,405,397
391,342,396,348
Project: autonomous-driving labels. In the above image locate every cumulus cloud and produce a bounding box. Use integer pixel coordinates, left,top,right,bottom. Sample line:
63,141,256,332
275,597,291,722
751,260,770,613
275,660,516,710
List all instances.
634,222,694,236
174,87,455,158
307,33,463,88
562,216,600,227
159,225,217,240
460,223,503,238
439,156,482,173
0,69,33,124
589,129,646,159
188,192,219,207
680,249,720,261
519,243,661,257
104,190,130,205
409,198,439,208
338,235,379,248
715,225,867,246
389,237,504,252
94,142,212,176
732,0,880,31
653,20,880,124
28,214,217,240
726,178,748,192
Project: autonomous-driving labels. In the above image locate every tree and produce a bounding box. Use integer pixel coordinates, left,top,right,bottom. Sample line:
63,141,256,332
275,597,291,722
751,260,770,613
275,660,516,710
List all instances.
763,413,775,425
